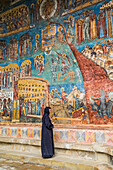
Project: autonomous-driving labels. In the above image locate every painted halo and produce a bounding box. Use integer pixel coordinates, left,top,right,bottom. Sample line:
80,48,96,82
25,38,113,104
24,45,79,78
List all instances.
40,0,57,20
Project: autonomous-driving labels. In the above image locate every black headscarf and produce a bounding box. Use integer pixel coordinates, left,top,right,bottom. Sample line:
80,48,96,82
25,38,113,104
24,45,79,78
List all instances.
44,107,51,116
42,106,51,123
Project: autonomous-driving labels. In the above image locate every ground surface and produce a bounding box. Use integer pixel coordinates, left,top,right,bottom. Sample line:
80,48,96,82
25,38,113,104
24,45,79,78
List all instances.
0,158,56,170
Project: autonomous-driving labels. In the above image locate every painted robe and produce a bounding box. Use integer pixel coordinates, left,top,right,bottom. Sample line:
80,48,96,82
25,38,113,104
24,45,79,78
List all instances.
98,11,107,39
30,6,35,25
75,18,84,43
90,13,97,39
84,15,90,40
107,9,112,38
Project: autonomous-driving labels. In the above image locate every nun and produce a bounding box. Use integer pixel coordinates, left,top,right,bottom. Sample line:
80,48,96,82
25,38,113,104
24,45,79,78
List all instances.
41,107,54,158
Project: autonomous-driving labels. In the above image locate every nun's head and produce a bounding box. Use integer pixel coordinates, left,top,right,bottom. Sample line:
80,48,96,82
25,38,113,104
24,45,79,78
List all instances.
44,107,51,115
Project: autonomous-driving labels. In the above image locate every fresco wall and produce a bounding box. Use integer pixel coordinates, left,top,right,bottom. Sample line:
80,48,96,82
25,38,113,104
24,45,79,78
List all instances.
0,0,113,125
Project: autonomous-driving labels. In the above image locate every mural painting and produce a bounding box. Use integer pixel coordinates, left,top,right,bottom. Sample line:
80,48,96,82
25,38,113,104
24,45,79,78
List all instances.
0,0,112,124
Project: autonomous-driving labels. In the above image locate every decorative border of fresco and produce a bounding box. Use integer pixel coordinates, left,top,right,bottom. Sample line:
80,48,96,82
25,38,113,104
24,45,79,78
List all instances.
0,125,113,146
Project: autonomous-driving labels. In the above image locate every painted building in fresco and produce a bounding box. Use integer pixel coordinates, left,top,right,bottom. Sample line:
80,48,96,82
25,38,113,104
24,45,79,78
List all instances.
0,0,112,124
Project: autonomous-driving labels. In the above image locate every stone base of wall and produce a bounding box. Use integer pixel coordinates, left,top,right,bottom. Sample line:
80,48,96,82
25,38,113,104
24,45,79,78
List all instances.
0,137,113,164
0,124,113,169
0,138,112,169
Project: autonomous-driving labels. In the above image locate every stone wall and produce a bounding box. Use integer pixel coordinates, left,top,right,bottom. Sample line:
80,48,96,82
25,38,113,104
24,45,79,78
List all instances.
0,125,112,167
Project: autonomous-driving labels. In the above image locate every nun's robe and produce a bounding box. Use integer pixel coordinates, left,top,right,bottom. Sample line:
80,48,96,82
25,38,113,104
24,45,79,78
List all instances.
41,113,54,158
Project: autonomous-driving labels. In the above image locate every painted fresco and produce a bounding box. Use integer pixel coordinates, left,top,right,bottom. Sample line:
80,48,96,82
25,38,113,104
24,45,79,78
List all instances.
0,0,113,124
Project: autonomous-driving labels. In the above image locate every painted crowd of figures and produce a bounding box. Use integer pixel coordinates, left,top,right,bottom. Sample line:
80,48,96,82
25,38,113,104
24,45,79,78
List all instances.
0,33,33,61
0,97,44,121
75,8,113,43
0,0,113,124
0,5,29,33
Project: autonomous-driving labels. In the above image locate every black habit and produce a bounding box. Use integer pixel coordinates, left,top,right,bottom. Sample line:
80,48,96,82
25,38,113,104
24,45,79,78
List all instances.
41,107,54,158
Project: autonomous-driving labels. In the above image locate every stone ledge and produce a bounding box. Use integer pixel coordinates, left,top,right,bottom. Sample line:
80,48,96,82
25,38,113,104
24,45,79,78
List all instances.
0,149,112,170
0,123,113,130
0,137,113,167
0,137,112,157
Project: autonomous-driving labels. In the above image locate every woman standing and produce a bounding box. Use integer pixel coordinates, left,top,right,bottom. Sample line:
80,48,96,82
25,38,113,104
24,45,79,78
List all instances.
41,107,54,158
